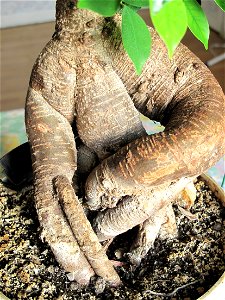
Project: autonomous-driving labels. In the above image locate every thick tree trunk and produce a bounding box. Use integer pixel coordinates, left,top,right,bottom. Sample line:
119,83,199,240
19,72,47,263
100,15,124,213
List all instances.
25,0,225,285
84,18,225,243
25,1,99,283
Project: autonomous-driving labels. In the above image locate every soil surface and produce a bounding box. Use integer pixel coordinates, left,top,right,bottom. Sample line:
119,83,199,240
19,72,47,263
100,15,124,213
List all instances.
0,178,224,300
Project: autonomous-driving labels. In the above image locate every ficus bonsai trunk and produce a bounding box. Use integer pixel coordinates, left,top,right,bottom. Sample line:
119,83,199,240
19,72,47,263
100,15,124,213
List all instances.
25,0,225,286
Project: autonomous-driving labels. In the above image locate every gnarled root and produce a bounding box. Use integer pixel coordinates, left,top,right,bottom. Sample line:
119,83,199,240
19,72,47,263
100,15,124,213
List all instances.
54,175,121,286
128,204,177,265
158,203,178,239
26,0,225,285
91,179,197,266
126,181,196,265
36,190,94,285
91,177,193,242
128,205,168,265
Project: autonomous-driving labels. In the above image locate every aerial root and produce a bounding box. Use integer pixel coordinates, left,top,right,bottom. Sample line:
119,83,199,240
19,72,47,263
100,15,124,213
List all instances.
35,189,94,285
53,175,121,286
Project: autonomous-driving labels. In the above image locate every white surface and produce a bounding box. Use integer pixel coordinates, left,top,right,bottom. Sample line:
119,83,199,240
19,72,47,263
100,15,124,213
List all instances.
198,270,225,299
202,0,225,38
0,0,55,28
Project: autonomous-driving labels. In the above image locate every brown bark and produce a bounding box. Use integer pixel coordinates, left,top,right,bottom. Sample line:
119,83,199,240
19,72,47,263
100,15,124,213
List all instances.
26,89,94,284
91,177,193,242
85,19,225,241
74,32,146,160
128,204,174,266
53,175,121,286
25,0,225,285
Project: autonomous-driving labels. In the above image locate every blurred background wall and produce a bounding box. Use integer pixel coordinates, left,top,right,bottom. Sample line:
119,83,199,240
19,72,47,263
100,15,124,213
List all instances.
1,0,224,111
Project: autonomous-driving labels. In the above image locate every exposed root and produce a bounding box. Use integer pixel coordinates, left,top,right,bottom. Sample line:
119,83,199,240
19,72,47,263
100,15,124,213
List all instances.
177,205,198,220
25,0,225,285
144,280,199,297
128,203,178,265
53,175,121,286
128,205,167,265
127,182,197,265
92,178,193,242
35,189,94,285
159,203,178,239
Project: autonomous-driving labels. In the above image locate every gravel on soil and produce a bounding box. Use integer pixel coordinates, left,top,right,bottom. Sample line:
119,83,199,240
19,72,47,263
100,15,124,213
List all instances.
0,178,224,300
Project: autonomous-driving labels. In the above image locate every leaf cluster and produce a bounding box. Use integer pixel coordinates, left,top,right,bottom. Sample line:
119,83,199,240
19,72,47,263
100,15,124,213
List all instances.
78,0,225,74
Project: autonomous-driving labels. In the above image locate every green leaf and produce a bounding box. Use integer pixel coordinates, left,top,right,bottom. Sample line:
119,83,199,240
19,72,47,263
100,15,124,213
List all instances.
214,0,225,11
184,0,209,49
77,0,121,17
150,0,171,13
150,0,188,58
122,5,151,74
122,0,149,8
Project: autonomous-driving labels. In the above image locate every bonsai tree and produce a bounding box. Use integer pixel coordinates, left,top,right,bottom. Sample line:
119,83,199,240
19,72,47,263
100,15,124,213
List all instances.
25,0,225,286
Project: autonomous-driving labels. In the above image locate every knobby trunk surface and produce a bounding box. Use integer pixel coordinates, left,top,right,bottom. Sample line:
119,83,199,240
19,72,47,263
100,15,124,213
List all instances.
24,0,225,285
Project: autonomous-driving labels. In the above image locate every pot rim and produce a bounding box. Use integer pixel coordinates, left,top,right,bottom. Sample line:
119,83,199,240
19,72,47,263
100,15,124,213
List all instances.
197,174,225,300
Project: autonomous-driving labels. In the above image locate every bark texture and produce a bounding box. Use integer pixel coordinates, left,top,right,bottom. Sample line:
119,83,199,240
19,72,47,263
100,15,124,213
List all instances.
128,204,176,266
25,0,225,285
53,175,121,286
